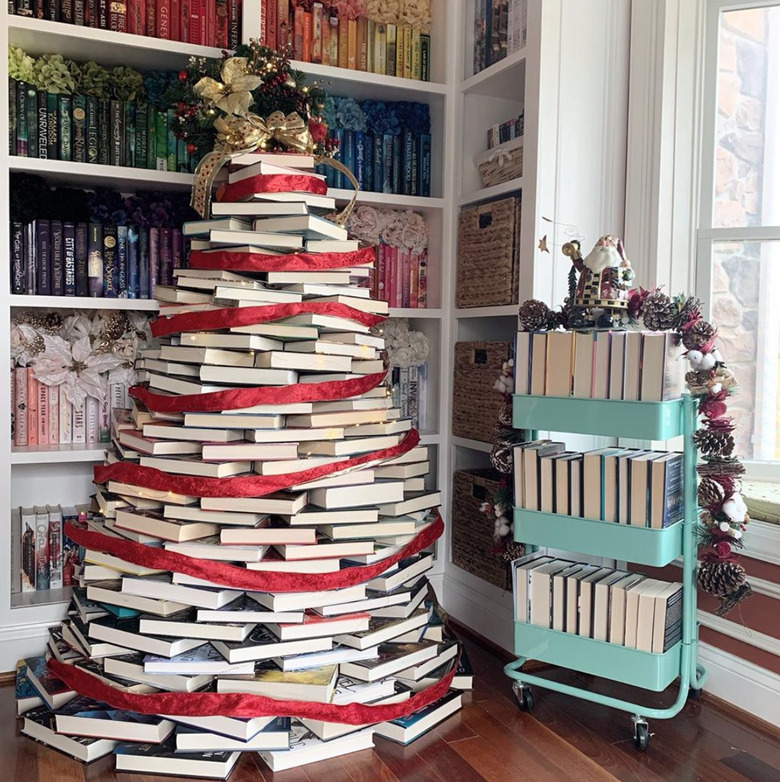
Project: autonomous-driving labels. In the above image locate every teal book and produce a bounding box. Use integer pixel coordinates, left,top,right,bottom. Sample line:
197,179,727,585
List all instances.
58,94,72,162
134,103,148,169
155,109,168,170
109,99,124,167
166,109,177,172
72,94,87,163
15,80,29,157
124,101,136,168
9,78,17,155
116,225,128,296
36,91,48,160
85,96,99,165
98,99,110,165
26,85,38,159
147,106,157,170
46,92,59,160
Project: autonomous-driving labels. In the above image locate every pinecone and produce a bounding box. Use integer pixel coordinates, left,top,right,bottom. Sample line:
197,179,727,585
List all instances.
671,295,703,330
682,320,717,350
501,541,526,563
698,476,725,509
697,560,747,599
546,310,562,331
491,440,514,474
693,428,735,458
518,299,551,332
641,290,676,331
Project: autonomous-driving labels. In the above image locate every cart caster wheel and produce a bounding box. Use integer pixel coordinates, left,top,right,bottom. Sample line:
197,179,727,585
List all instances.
633,722,650,751
688,687,702,701
512,683,534,712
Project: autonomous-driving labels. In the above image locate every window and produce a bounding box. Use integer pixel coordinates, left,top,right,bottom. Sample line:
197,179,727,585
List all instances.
699,1,780,470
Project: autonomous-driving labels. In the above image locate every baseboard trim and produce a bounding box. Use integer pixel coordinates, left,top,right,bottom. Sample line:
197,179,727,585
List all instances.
699,641,780,729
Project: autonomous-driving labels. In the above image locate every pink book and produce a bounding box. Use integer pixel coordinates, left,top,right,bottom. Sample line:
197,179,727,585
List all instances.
417,250,428,308
401,248,411,308
48,383,59,444
59,386,72,444
13,367,28,447
37,383,49,445
86,397,100,444
383,245,394,306
376,243,387,303
27,370,39,447
409,249,419,307
394,246,404,308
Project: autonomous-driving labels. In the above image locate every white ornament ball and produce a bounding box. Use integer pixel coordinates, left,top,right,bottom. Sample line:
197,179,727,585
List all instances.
719,521,731,532
732,529,743,540
687,350,716,370
709,383,723,395
498,523,511,536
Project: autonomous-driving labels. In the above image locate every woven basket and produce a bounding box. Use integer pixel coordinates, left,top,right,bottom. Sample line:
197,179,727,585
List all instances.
452,341,510,442
456,196,520,308
452,468,509,589
478,146,524,188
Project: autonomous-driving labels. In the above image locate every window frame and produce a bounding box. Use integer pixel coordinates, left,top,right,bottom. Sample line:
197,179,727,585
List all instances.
696,0,780,474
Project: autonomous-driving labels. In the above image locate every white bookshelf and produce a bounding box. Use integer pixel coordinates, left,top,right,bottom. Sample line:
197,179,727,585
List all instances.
0,0,453,667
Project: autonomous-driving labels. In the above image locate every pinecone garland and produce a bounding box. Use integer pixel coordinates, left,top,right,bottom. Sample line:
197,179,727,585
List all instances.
671,295,703,330
497,401,513,428
641,290,676,331
698,560,747,599
693,428,735,457
490,440,514,474
518,299,551,332
698,476,725,509
682,320,717,350
500,541,526,563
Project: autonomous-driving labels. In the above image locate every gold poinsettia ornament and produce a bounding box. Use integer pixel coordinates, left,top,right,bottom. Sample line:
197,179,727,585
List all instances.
194,56,263,117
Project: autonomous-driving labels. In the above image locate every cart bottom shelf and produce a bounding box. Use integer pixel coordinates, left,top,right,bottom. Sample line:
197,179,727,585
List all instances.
514,623,683,692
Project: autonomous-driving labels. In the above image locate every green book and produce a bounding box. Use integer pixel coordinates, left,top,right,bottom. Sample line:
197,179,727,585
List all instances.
124,101,136,168
47,92,59,160
147,106,158,170
36,91,48,159
110,99,124,167
58,94,72,162
386,24,397,77
85,96,99,165
166,108,177,172
72,94,86,163
98,99,110,165
420,34,431,81
9,78,17,155
15,80,28,157
177,138,188,173
26,85,38,159
155,109,168,170
134,102,148,169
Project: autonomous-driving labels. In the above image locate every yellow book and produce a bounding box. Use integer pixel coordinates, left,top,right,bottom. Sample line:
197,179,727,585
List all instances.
338,17,349,69
412,29,422,80
386,23,397,77
347,18,358,69
402,26,413,79
374,23,387,75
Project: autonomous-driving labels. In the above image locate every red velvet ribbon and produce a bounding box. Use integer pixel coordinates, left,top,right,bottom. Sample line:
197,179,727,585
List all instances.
151,301,385,339
189,246,376,273
130,369,388,413
94,429,420,498
47,655,456,722
63,511,443,592
216,173,328,203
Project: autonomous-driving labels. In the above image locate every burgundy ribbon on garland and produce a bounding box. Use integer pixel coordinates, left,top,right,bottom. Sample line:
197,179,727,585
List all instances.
94,429,420,498
188,246,376,273
216,173,329,202
151,301,385,339
130,369,388,413
47,652,456,722
63,510,443,592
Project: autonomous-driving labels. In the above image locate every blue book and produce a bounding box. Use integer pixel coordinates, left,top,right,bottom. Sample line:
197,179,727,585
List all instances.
418,134,432,197
332,128,345,188
127,225,139,299
102,224,118,298
379,690,462,745
102,602,141,619
343,130,355,189
654,452,685,529
364,133,374,191
382,133,394,193
402,130,414,195
354,130,366,189
392,134,402,194
116,225,128,296
373,134,384,192
139,227,150,299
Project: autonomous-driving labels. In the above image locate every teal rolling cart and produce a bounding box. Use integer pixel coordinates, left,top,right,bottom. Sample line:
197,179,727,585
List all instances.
504,394,708,750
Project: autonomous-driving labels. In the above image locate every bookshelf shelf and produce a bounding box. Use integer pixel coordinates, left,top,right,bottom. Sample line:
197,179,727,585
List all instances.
461,48,528,97
11,587,73,610
7,16,227,71
9,158,194,191
513,623,683,692
452,436,493,453
513,509,684,568
11,445,107,465
455,305,519,319
512,395,687,440
389,308,444,319
10,295,160,312
458,176,524,207
330,189,447,212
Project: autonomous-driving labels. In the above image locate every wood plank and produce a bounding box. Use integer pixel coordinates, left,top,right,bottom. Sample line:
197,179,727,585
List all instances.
373,735,449,782
339,747,400,782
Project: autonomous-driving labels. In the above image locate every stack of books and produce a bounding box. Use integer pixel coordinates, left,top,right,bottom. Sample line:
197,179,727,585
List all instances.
16,151,467,775
515,329,685,402
259,2,432,81
473,0,528,74
9,0,240,49
512,555,683,653
513,441,685,528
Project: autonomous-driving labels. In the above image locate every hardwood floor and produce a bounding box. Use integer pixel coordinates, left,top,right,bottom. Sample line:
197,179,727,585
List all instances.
5,635,780,781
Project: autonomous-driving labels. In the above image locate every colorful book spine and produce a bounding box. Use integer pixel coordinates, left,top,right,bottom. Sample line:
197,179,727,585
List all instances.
421,33,431,81
63,223,77,296
127,224,139,299
50,220,64,296
159,227,173,285
13,368,28,447
99,398,110,443
48,506,63,590
75,0,85,24
172,228,183,274
34,507,50,592
110,99,124,166
229,0,240,48
267,0,278,49
328,14,338,65
48,381,59,444
59,386,73,445
354,130,366,191
85,95,99,164
72,398,86,444
36,91,48,160
21,509,36,593
116,224,128,296
357,16,368,70
373,133,384,194
386,24,397,77
75,222,89,296
88,223,103,297
102,224,118,297
72,94,87,163
135,102,148,168
85,397,99,444
418,134,431,197
24,222,37,295
35,219,51,296
139,225,150,298
58,94,72,161
46,91,59,159
364,132,374,192
417,250,428,307
149,226,159,297
124,101,136,167
402,130,414,196
98,99,110,165
375,23,386,75
155,108,168,169
15,81,29,157
312,2,323,63
293,4,303,59
25,84,38,159
166,108,177,172
27,370,38,447
391,134,402,194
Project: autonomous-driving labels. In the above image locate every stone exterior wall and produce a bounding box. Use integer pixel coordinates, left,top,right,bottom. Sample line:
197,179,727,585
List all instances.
711,8,769,459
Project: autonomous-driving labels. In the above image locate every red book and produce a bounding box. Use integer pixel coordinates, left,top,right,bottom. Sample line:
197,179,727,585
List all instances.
189,0,203,44
109,0,127,30
260,0,267,44
134,0,145,34
13,367,28,447
146,0,156,36
205,0,215,46
267,0,277,48
171,0,180,39
229,0,240,48
157,0,170,38
216,0,229,47
311,2,322,63
417,249,428,308
27,370,39,447
37,382,49,445
277,0,289,49
126,0,135,33
401,248,411,308
293,4,304,59
302,10,312,62
181,0,190,41
320,12,330,65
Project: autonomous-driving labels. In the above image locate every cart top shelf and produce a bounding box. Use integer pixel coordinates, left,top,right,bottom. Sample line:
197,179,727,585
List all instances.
512,395,691,440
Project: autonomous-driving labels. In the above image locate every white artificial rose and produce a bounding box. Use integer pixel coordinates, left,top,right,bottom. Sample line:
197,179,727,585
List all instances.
408,331,430,364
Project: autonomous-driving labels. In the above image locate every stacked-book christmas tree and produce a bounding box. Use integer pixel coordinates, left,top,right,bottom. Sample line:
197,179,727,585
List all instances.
17,152,469,778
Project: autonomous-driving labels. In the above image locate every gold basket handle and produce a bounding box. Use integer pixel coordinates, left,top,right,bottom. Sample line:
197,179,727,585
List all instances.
316,156,360,227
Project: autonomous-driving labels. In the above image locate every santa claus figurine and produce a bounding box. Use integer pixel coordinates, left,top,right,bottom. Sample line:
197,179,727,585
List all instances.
563,235,632,328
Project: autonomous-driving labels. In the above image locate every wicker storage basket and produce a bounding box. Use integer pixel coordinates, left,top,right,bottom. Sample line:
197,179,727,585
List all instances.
477,144,524,188
452,468,509,589
456,196,520,308
452,341,510,442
